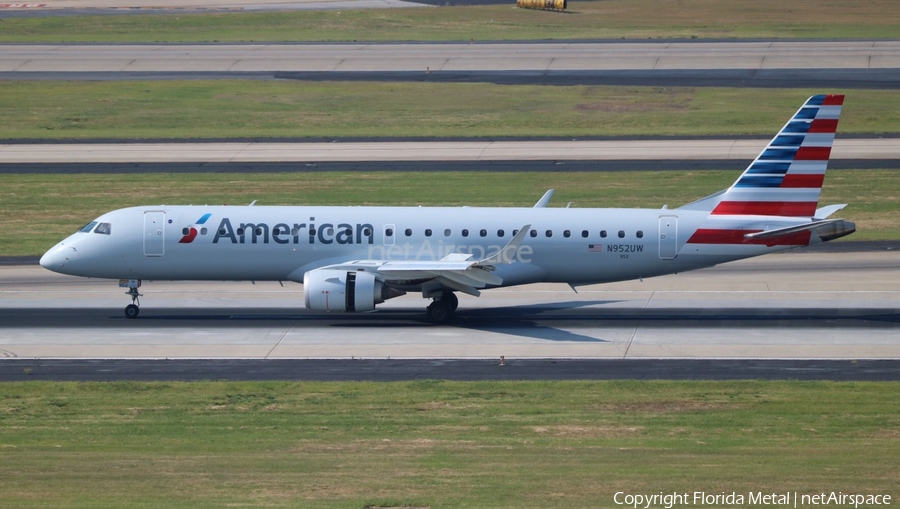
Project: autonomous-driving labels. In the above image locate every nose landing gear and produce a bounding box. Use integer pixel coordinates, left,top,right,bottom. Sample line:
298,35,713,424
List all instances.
119,279,142,319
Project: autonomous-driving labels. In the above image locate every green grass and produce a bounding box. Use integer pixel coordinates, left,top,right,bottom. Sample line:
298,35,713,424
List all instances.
2,0,900,42
1,83,899,139
1,169,895,257
0,380,898,508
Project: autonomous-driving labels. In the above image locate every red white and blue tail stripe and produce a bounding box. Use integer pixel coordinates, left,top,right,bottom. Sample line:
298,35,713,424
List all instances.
685,94,845,250
712,94,843,217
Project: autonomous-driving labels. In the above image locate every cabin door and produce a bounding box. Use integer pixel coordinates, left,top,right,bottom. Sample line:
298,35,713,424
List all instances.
144,211,166,257
658,216,678,260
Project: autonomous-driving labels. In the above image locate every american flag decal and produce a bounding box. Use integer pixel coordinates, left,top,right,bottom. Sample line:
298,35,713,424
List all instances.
588,244,603,252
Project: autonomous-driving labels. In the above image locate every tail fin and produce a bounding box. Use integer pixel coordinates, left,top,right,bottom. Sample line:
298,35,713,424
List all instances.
681,95,854,251
712,94,844,217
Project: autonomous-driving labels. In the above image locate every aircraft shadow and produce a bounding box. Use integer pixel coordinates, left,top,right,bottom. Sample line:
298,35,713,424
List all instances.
1,304,898,331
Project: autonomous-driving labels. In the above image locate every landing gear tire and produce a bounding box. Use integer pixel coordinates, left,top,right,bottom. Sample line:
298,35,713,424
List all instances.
427,301,452,323
441,292,459,312
125,304,140,319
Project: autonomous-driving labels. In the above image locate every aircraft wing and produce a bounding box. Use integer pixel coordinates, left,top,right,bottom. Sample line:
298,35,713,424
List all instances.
313,224,531,296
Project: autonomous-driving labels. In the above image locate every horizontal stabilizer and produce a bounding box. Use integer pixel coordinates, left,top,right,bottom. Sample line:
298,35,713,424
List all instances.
744,219,841,240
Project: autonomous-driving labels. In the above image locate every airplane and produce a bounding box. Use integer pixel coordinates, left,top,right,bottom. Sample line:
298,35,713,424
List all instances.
40,94,855,322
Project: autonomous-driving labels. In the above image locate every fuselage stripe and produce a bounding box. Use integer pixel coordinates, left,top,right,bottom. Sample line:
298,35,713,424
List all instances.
711,201,817,217
687,228,812,246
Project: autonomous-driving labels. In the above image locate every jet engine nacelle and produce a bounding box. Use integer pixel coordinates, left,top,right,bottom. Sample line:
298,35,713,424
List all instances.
304,269,388,312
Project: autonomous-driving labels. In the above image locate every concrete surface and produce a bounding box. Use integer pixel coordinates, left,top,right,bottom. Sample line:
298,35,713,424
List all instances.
0,138,897,163
2,42,899,74
1,251,897,360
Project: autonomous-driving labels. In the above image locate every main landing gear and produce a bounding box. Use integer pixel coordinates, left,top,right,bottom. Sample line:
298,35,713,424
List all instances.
119,279,142,319
426,291,459,323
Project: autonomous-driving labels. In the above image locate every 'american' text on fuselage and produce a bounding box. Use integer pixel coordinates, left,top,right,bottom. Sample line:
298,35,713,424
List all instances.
212,218,375,245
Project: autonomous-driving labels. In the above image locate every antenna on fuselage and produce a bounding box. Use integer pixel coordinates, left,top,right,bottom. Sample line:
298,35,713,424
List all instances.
249,200,257,206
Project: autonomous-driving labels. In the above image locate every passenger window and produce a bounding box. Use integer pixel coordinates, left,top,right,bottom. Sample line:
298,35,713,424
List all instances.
581,230,589,238
273,227,281,235
405,228,412,237
309,228,316,235
497,229,505,237
78,221,98,233
462,229,469,238
444,229,451,237
600,230,608,238
545,230,553,238
237,227,244,236
425,229,432,237
363,227,372,236
223,228,232,236
618,230,625,238
326,227,334,236
291,228,300,236
94,222,111,235
385,228,393,237
480,229,487,237
182,227,190,235
255,227,263,236
200,228,208,235
530,230,537,237
637,230,644,239
563,230,571,238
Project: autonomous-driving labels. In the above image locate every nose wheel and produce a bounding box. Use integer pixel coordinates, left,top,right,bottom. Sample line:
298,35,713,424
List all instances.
125,303,140,319
120,279,143,319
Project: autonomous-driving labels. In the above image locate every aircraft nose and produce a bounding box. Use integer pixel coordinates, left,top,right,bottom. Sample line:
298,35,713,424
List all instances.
40,244,76,272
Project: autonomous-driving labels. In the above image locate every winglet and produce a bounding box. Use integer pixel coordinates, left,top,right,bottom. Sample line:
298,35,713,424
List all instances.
479,224,531,265
534,190,554,208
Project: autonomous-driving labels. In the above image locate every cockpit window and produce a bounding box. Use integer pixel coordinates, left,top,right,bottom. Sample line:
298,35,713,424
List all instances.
78,221,98,233
94,222,111,235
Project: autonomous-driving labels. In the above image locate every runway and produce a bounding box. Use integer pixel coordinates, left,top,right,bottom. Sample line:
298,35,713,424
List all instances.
4,41,898,86
2,42,899,77
1,138,897,165
2,251,898,361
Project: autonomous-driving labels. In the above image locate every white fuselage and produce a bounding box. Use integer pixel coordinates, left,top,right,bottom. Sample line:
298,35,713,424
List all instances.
40,204,798,288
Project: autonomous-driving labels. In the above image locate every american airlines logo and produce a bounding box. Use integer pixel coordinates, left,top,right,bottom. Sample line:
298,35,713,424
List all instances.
179,213,212,244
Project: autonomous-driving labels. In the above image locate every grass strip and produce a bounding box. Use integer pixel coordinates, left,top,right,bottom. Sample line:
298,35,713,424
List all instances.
1,169,894,257
1,0,899,42
1,83,899,140
0,380,898,508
